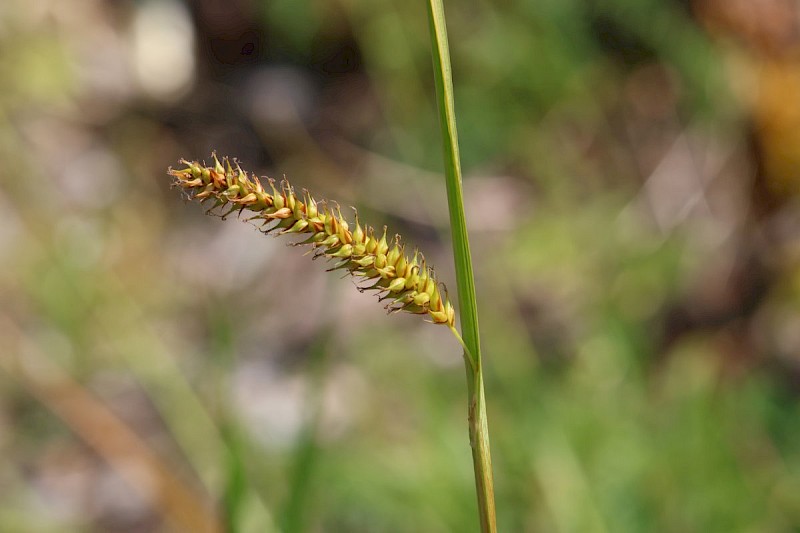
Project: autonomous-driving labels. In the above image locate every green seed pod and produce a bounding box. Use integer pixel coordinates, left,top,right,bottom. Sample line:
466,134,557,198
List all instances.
429,308,450,324
180,178,203,188
236,168,248,188
388,277,406,292
273,217,295,232
377,228,389,256
272,186,285,209
405,265,420,290
417,266,429,290
325,211,338,236
386,243,401,268
405,252,419,275
320,234,340,247
213,153,225,174
395,252,407,276
255,191,271,207
337,215,351,244
352,256,375,267
424,276,436,296
413,292,431,306
308,217,324,233
376,265,396,279
330,244,353,258
283,219,309,234
285,185,297,213
337,208,349,233
429,284,442,310
306,194,318,218
268,207,292,219
237,193,258,206
291,193,304,219
365,235,378,255
352,220,364,244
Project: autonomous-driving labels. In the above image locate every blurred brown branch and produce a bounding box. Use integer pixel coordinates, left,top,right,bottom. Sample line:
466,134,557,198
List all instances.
0,315,222,533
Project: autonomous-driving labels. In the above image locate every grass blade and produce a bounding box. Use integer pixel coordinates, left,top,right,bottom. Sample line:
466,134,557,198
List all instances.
424,1,497,531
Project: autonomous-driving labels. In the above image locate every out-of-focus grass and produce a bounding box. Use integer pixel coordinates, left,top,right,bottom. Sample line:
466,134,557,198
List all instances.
1,0,800,531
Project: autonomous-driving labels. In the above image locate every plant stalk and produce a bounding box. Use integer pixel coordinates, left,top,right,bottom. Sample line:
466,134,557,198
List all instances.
426,2,497,531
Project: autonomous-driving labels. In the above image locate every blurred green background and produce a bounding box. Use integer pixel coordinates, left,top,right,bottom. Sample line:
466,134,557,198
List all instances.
2,0,800,531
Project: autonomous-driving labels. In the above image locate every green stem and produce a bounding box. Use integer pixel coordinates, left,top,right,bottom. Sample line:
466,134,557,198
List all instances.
426,1,497,531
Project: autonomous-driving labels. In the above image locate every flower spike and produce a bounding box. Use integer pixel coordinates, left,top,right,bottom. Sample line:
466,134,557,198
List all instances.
169,155,455,327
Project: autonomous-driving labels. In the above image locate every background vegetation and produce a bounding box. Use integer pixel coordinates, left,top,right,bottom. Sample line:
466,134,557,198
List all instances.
2,0,800,531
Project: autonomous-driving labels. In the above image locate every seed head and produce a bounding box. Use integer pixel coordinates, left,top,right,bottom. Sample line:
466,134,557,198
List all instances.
168,154,456,327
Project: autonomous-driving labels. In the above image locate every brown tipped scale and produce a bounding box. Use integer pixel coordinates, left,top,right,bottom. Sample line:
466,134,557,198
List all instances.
168,154,456,327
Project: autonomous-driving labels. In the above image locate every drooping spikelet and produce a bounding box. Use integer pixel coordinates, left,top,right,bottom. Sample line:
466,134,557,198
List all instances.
168,154,456,327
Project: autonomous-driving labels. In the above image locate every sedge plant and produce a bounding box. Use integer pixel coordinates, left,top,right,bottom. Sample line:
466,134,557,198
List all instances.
168,1,496,530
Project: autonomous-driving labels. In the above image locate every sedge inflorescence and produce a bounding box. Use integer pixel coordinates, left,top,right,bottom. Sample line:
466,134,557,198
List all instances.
168,155,456,327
